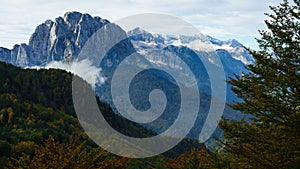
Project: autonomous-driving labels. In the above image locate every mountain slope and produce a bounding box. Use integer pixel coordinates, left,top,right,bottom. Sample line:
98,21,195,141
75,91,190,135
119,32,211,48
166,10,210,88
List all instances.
0,61,161,141
127,27,251,102
0,61,203,168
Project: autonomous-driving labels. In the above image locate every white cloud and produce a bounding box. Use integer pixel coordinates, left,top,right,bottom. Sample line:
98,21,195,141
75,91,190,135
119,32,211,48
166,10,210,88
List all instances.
31,59,106,88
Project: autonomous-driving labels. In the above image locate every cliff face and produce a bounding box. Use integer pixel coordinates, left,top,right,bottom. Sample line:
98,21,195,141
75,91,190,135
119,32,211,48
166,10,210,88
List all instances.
0,11,110,67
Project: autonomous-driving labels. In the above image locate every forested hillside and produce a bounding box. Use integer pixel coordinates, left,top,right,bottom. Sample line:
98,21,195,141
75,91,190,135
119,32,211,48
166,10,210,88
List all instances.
0,61,201,168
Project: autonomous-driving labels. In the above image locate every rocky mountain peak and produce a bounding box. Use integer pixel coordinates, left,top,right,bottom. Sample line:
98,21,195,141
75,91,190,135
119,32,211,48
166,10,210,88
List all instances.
63,11,82,24
0,11,111,67
224,39,243,48
127,27,154,43
128,27,149,35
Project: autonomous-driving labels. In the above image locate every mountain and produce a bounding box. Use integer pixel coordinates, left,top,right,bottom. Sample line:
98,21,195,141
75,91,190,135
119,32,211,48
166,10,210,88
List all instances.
0,11,249,141
128,27,253,75
127,27,252,102
207,36,254,65
0,13,253,73
128,27,253,63
0,11,126,67
0,12,253,90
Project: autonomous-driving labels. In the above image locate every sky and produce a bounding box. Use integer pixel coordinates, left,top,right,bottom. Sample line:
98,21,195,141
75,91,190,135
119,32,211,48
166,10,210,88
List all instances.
0,0,284,50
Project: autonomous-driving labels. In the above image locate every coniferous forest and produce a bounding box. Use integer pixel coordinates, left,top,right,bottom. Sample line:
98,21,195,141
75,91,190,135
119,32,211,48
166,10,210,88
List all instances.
0,0,299,168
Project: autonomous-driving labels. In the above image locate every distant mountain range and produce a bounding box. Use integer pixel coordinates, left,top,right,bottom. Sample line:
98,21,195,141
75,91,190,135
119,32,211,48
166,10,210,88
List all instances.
0,11,249,141
127,27,253,102
128,27,254,65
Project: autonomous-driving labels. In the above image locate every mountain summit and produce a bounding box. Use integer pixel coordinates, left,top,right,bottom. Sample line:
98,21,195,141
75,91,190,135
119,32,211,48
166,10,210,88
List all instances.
0,11,109,66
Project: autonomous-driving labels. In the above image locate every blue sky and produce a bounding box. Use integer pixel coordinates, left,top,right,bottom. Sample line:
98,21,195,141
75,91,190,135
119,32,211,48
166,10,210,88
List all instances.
0,0,283,50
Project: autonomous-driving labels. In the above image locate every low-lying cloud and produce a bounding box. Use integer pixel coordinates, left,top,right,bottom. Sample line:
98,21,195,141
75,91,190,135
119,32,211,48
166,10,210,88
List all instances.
31,59,106,88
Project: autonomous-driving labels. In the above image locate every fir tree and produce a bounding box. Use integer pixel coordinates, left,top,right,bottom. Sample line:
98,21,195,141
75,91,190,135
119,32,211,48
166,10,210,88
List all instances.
219,0,300,168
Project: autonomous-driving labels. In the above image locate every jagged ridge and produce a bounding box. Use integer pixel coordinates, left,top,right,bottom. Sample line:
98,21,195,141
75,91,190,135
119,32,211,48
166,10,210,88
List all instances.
0,11,109,66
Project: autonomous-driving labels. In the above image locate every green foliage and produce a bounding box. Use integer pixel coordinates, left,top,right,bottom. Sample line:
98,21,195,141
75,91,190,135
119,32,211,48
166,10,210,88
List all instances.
0,63,74,116
218,0,300,168
0,61,202,168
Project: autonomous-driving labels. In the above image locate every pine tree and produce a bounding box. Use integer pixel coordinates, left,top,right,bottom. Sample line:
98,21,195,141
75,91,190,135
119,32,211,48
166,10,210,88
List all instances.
218,0,300,168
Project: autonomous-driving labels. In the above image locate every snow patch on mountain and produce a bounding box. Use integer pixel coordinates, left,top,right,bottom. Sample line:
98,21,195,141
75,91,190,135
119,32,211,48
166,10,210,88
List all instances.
128,27,254,65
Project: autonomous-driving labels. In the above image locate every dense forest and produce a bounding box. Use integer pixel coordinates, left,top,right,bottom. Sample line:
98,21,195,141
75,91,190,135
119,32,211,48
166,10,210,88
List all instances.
0,0,299,168
0,61,202,168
